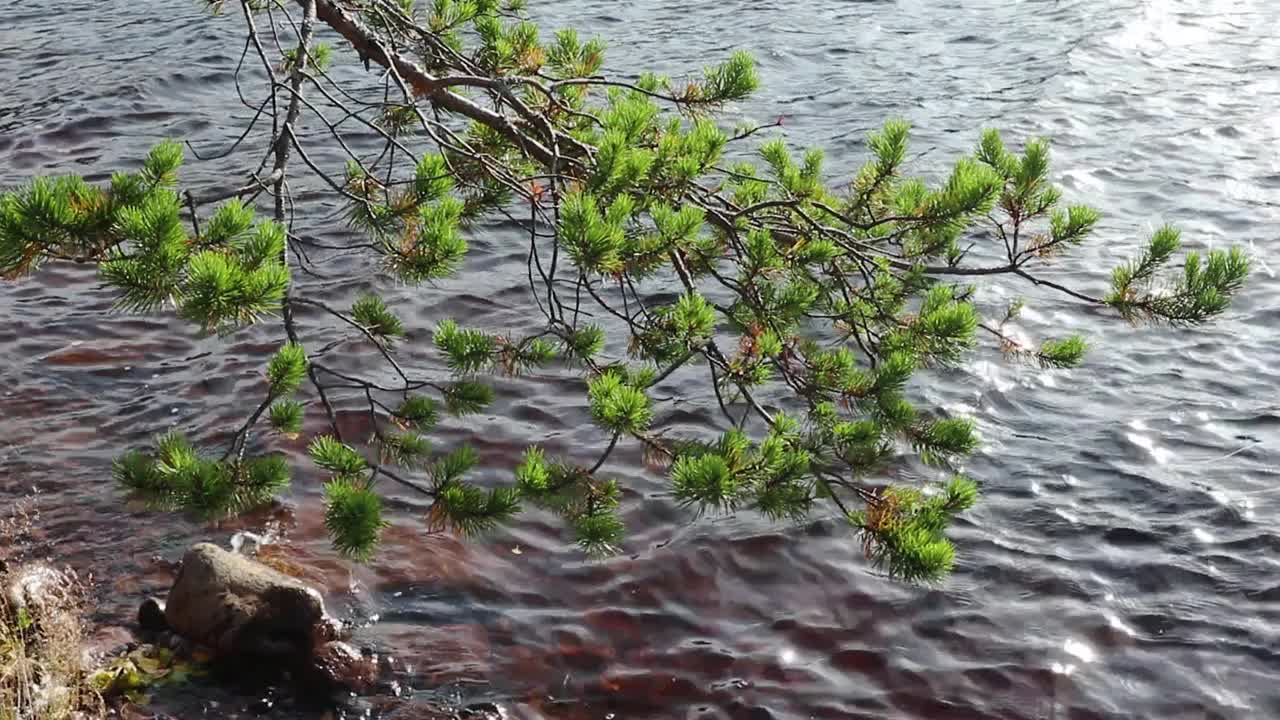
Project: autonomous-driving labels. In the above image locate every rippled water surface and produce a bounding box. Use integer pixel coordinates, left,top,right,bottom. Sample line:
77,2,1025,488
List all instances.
3,1,1280,718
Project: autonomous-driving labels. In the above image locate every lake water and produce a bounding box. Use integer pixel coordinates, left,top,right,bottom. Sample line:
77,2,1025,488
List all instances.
2,0,1279,718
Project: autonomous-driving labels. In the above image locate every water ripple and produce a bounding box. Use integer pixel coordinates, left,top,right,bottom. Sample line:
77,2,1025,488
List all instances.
3,0,1280,718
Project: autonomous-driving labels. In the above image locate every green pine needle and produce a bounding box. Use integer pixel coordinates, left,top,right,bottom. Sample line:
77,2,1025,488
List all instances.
563,324,606,363
435,319,496,374
266,343,308,395
670,453,738,511
431,445,479,484
141,141,183,188
1037,336,1088,368
442,380,494,415
380,431,432,468
236,222,286,271
1107,230,1248,325
515,446,551,495
352,293,405,340
395,395,440,430
309,436,368,475
413,153,454,202
268,399,305,435
203,200,255,245
942,476,979,513
587,371,652,435
173,458,237,519
1049,205,1100,246
112,451,166,493
913,417,979,466
324,478,387,561
239,454,291,507
573,510,625,555
699,50,758,103
431,482,521,536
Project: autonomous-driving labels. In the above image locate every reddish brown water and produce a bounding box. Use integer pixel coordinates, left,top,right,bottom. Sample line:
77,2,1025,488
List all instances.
4,1,1280,719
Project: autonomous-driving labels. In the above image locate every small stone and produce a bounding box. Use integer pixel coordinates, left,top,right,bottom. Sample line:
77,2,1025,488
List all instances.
138,597,168,632
5,563,70,617
301,641,377,696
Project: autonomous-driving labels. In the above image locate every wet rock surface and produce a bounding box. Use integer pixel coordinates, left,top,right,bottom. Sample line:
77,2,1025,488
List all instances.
116,543,518,718
137,596,168,632
357,698,504,720
154,543,367,700
4,562,72,618
300,640,378,696
164,543,340,659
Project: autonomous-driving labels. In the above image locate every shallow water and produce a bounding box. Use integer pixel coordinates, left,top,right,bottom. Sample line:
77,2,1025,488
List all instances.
3,0,1280,718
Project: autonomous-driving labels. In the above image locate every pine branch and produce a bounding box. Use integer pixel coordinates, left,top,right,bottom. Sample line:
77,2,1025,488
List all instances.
4,0,1246,581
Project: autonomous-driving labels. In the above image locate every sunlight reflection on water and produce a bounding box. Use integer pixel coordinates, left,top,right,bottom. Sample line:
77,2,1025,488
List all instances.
3,0,1279,717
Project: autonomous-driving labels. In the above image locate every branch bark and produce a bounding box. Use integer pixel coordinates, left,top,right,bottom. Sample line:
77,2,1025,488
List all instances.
307,0,563,168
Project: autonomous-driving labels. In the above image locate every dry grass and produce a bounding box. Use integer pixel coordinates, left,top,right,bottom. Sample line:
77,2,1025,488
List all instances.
0,498,105,720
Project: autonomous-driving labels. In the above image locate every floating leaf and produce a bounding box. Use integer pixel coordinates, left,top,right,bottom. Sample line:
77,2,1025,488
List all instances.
88,659,148,694
132,652,171,679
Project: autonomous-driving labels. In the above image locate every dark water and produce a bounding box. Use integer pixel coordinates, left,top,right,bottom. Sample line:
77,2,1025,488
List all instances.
3,0,1280,718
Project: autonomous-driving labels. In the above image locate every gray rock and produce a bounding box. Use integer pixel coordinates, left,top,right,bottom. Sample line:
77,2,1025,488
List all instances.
5,563,66,614
4,563,72,620
138,596,168,632
300,640,377,696
160,543,378,698
163,543,340,661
